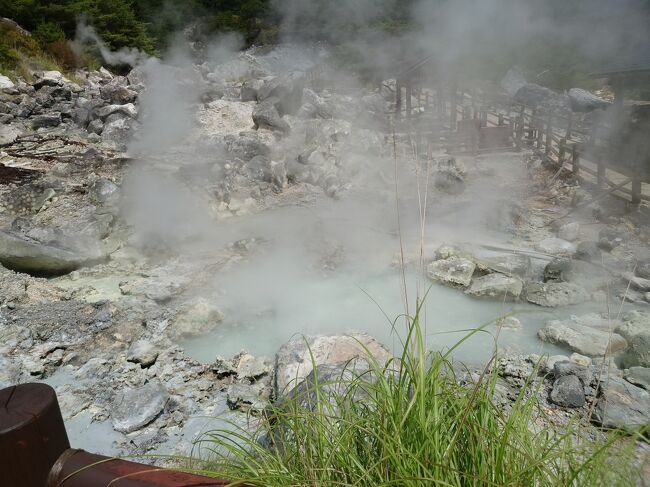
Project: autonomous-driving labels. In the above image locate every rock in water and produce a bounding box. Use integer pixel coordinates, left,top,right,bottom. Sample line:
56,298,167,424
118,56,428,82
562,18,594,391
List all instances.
568,88,609,113
465,273,523,299
616,311,650,368
593,377,650,432
427,257,476,287
550,375,585,408
274,334,391,396
525,282,589,307
0,222,106,276
111,382,169,433
538,316,627,356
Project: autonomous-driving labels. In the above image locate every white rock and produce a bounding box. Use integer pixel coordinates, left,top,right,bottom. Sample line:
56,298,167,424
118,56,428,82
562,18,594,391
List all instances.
558,222,580,242
570,352,592,366
537,238,576,256
0,74,15,91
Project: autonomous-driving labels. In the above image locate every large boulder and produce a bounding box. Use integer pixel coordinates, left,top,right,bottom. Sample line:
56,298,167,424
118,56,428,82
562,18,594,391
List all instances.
525,282,589,307
538,314,627,356
257,72,305,115
0,220,106,276
32,70,69,90
476,253,531,278
427,256,476,288
514,83,569,113
536,238,576,257
568,88,609,113
220,133,271,161
593,376,650,432
275,334,392,396
616,311,650,368
96,103,138,121
0,74,15,92
465,273,523,299
500,67,528,98
111,381,169,433
241,79,264,102
543,258,614,293
252,98,290,133
550,375,585,408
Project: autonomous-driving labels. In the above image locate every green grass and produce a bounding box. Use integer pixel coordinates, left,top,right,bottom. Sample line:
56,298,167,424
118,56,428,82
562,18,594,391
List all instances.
190,300,644,486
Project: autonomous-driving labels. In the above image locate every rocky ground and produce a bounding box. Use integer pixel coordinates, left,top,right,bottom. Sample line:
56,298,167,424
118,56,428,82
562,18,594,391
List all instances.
0,46,648,467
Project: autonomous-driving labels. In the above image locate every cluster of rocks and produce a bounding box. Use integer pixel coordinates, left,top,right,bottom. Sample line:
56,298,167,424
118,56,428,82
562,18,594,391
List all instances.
0,68,140,148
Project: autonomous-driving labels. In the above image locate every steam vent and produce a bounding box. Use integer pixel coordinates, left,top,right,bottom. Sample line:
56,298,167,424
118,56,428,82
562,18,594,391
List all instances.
0,2,649,485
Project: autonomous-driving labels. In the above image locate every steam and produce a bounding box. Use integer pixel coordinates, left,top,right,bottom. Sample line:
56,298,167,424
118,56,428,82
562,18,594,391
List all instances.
74,19,148,67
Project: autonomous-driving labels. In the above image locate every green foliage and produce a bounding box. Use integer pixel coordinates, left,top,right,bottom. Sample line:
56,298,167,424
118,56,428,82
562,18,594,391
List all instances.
195,304,645,486
33,21,66,44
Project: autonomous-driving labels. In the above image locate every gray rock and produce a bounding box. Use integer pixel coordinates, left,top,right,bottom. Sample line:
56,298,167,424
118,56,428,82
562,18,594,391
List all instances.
537,238,576,257
616,311,650,368
111,382,169,433
624,367,650,390
244,155,287,188
275,333,391,396
100,84,137,104
538,316,627,356
220,133,271,161
621,272,650,292
252,98,290,133
477,253,531,278
550,375,585,408
568,88,609,113
127,340,159,367
598,227,624,251
102,117,134,147
257,72,305,115
427,256,476,288
465,273,523,299
96,103,138,121
525,282,589,307
241,79,264,102
0,74,15,92
32,70,68,89
500,67,527,97
558,222,580,241
635,260,650,280
543,258,614,293
593,376,650,432
553,361,593,385
575,241,601,262
31,113,61,129
0,222,107,276
514,83,569,113
226,383,269,412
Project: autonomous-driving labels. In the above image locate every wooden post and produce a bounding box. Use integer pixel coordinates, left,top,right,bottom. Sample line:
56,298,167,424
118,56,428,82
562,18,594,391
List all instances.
572,144,580,177
1,383,70,487
480,108,488,127
529,107,537,142
558,138,566,165
395,80,402,118
545,114,553,157
449,81,458,131
406,79,412,122
536,115,544,150
597,156,606,188
498,113,504,126
515,115,524,150
631,177,642,205
565,111,573,139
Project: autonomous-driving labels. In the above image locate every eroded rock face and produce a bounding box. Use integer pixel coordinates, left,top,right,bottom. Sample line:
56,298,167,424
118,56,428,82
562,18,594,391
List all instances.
593,377,650,432
427,257,476,288
538,315,627,356
274,334,392,396
111,381,169,433
0,221,106,276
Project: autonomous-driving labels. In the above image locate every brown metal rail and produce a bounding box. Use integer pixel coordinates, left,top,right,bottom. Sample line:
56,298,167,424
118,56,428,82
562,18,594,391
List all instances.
0,383,249,487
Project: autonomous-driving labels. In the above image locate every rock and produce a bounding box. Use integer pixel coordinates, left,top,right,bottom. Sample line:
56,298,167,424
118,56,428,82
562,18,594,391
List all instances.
432,156,465,194
274,334,392,395
111,382,169,433
621,272,650,292
496,316,522,330
553,361,593,386
427,257,476,288
537,238,576,256
598,227,624,251
550,375,585,408
624,367,650,390
465,273,523,299
257,72,305,115
252,98,290,133
570,353,592,367
0,74,15,91
244,155,287,188
558,222,580,241
172,297,224,338
127,340,159,367
0,222,106,276
568,88,610,113
545,355,570,372
525,282,589,307
31,113,62,129
297,89,333,119
593,376,650,432
231,351,272,381
514,83,569,113
96,103,138,120
538,317,627,356
102,117,134,147
543,258,613,292
616,311,650,368
226,383,268,412
500,67,527,98
636,260,650,280
33,71,69,89
575,241,601,262
90,178,120,206
220,133,271,161
241,79,264,102
476,253,531,278
100,84,137,104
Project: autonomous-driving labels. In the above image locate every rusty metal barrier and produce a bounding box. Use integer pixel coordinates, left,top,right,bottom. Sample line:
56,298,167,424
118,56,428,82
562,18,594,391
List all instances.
0,383,249,487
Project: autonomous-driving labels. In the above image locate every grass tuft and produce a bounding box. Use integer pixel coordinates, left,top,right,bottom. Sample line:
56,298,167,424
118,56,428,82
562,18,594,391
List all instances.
194,299,644,486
